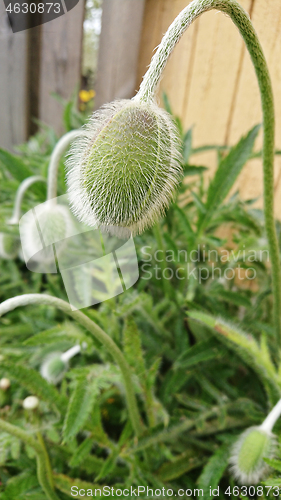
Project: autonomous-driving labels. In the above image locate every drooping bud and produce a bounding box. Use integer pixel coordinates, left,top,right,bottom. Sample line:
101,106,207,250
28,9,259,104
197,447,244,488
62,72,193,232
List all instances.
20,203,72,265
40,345,82,385
0,232,20,259
66,99,182,238
40,352,67,385
229,426,275,484
23,395,39,410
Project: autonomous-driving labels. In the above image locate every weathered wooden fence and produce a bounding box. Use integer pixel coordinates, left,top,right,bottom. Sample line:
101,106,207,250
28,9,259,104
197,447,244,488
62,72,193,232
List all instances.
0,0,84,150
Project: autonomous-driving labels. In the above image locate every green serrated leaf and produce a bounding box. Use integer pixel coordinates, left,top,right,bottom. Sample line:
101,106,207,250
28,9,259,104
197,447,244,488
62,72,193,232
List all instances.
123,316,145,379
69,436,94,468
4,471,38,498
211,289,252,308
0,361,66,413
173,204,195,249
183,165,208,176
95,450,119,481
157,451,203,481
199,125,261,228
191,190,206,214
89,404,112,448
188,311,281,404
263,457,281,473
175,338,223,369
63,376,99,442
197,441,232,498
53,473,102,499
183,128,193,163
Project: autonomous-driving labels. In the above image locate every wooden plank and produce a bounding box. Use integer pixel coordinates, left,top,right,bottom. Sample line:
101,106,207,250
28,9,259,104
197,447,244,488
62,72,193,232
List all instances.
227,0,281,214
26,26,42,137
39,0,85,135
95,0,145,108
136,0,163,91
158,0,198,119
0,3,28,149
183,0,252,182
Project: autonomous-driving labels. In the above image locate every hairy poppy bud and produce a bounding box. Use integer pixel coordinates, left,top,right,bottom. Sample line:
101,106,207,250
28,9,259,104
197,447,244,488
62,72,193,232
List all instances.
20,203,72,265
66,99,182,237
40,352,67,385
0,232,20,259
229,426,275,484
40,345,82,385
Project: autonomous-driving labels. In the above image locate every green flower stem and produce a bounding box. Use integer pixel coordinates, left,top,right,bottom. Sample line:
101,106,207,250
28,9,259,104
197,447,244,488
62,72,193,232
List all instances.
0,418,59,500
47,130,83,201
8,175,46,225
137,0,281,341
36,430,55,490
0,294,143,437
260,398,281,433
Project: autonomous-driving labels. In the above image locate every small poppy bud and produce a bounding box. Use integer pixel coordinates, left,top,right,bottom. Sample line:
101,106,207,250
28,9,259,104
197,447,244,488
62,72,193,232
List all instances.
0,232,20,259
20,203,72,264
40,345,82,385
40,353,67,385
0,378,11,391
66,99,182,238
229,426,275,484
23,396,39,410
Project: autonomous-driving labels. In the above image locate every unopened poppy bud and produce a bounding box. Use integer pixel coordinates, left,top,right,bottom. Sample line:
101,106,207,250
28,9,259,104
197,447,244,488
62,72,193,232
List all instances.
40,352,67,385
229,426,275,484
0,378,11,391
40,345,82,385
20,203,72,264
0,232,20,259
23,396,39,410
229,398,281,484
66,99,182,238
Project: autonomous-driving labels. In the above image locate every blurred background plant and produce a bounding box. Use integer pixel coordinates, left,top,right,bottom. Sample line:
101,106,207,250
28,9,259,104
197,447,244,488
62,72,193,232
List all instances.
0,95,281,498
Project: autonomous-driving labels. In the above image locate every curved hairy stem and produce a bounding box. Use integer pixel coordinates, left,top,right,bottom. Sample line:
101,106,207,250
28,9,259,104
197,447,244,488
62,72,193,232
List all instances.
136,0,281,340
47,130,84,201
8,176,46,225
260,398,281,433
0,418,59,500
0,294,142,436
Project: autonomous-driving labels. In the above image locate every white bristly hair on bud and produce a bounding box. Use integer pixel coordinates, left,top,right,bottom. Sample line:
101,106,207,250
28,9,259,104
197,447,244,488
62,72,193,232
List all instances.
229,398,281,484
22,395,39,410
66,99,182,238
0,378,11,391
